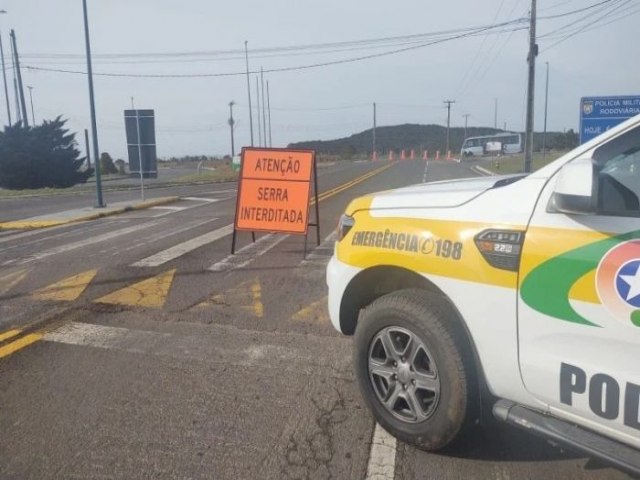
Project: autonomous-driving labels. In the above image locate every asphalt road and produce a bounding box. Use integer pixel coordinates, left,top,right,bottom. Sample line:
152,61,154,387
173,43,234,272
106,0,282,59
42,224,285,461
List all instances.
0,159,632,479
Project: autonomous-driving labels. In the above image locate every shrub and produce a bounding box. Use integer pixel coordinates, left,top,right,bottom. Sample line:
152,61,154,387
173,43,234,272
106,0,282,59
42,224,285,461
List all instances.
0,117,93,189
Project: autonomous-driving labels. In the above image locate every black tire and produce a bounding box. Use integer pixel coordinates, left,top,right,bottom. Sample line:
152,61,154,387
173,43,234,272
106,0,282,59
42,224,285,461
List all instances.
353,289,476,451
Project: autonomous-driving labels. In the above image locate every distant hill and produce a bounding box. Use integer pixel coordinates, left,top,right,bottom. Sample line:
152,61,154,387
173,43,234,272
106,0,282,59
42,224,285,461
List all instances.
288,124,577,156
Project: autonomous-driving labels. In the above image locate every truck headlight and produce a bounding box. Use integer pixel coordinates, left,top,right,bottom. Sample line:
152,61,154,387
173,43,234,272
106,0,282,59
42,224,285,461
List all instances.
474,229,525,271
337,214,355,241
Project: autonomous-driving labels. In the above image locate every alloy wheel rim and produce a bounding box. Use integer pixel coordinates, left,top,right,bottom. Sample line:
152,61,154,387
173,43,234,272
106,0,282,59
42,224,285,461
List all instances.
367,326,440,423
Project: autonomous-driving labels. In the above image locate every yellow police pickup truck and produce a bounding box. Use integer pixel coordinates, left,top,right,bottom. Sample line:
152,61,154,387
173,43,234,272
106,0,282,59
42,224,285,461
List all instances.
327,115,640,475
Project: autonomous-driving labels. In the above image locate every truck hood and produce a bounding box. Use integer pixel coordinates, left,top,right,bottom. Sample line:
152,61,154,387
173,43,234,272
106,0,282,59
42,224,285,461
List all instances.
346,174,525,214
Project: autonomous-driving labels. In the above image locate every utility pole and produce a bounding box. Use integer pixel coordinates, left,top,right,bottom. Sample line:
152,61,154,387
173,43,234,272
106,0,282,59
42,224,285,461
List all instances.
27,85,34,124
443,100,455,155
266,80,272,147
462,113,470,140
372,102,377,160
494,98,498,129
9,35,19,124
255,76,262,147
524,0,538,173
0,33,11,125
10,30,27,127
82,0,105,207
13,77,19,123
244,41,254,147
542,61,550,163
260,68,267,148
84,129,91,168
228,101,235,158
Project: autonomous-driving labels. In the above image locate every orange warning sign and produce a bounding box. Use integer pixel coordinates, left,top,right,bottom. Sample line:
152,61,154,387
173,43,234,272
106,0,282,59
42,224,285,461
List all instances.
234,148,315,235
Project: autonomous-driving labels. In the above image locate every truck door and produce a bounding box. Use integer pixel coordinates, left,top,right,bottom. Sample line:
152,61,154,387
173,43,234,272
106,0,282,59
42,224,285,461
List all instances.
517,124,640,446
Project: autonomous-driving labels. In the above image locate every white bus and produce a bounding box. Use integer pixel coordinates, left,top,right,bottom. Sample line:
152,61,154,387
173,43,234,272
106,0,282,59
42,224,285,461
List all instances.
460,132,523,157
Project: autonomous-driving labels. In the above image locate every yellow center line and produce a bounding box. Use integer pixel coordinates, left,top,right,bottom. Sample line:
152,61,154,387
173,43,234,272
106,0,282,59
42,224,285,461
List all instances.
313,162,395,205
0,329,22,342
0,332,43,360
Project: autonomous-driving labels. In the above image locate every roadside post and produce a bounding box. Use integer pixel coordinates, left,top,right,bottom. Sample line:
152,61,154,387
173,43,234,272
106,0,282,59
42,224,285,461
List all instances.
231,148,320,257
135,109,144,201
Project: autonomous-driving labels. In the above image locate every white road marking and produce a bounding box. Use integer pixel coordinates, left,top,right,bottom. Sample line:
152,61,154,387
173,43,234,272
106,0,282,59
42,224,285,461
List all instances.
182,196,221,203
197,189,237,195
4,220,164,266
300,231,336,267
0,220,112,250
208,232,288,272
365,424,397,480
112,219,217,257
148,205,190,217
470,165,493,176
0,223,75,245
132,223,234,267
43,321,351,374
150,206,187,211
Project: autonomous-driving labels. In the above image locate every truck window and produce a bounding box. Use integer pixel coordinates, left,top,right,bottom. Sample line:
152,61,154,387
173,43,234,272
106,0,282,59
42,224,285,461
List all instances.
595,126,640,216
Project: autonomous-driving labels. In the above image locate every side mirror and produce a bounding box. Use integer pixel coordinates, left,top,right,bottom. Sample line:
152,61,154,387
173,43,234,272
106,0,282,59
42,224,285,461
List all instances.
549,158,597,215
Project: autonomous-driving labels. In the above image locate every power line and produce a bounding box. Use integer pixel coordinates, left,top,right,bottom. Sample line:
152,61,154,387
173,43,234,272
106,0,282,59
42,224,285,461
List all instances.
23,20,528,79
454,0,510,98
236,102,370,112
541,0,634,52
538,0,626,39
457,3,529,99
22,39,468,66
538,0,618,20
21,22,526,61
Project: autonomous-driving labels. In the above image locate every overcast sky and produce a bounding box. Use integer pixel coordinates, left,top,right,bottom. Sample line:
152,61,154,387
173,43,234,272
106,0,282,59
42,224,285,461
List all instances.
1,0,638,159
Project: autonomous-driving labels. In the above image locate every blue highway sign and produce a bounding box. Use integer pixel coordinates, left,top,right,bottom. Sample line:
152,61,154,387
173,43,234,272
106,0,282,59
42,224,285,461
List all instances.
580,95,640,144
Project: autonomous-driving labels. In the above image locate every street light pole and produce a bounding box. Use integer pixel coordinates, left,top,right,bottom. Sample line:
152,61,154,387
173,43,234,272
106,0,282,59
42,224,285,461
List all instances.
260,67,266,148
27,85,34,124
9,29,28,127
255,75,262,147
82,0,105,207
0,34,10,125
244,41,254,147
8,35,19,124
228,101,235,158
0,11,11,126
266,80,272,147
84,128,91,168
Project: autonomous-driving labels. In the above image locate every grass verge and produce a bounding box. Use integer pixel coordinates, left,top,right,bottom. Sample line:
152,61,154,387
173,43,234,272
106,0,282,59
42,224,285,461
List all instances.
483,151,569,174
172,165,238,184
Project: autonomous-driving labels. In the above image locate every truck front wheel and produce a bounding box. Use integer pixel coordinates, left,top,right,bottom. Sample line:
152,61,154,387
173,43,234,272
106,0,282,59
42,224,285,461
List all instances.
353,289,476,451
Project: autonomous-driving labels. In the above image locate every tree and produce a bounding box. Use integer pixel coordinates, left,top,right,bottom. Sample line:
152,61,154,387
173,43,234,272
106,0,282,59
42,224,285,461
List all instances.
100,152,118,174
549,129,579,150
0,117,93,189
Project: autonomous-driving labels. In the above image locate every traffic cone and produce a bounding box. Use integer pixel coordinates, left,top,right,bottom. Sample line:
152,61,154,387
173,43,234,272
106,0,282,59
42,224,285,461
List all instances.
423,150,428,160
372,151,377,161
447,150,452,160
410,149,415,160
436,150,440,160
388,150,394,161
400,150,406,160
